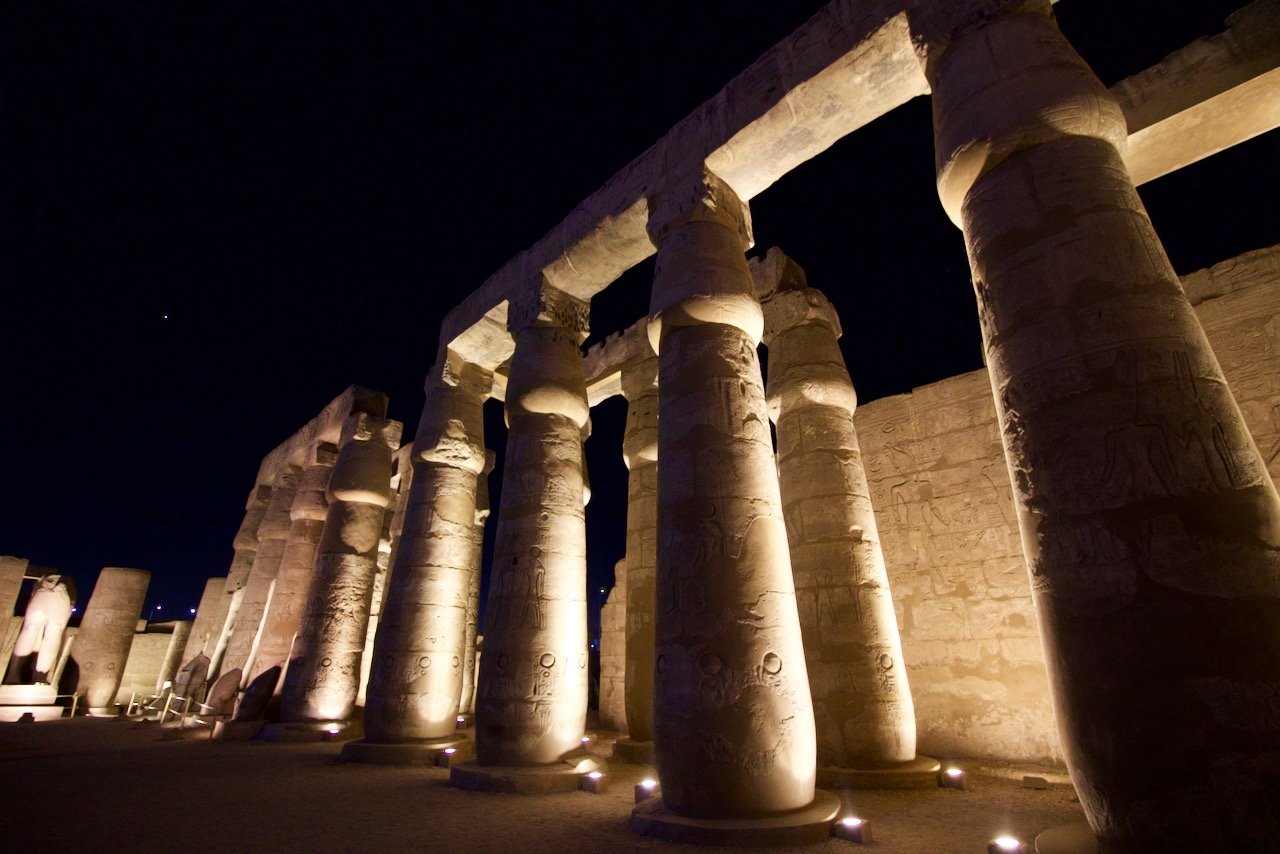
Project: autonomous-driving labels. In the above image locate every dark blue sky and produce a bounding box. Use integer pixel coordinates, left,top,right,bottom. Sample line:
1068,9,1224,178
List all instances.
4,2,1275,627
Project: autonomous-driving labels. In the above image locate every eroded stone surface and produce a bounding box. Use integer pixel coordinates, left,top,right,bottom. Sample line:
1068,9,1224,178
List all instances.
74,567,150,710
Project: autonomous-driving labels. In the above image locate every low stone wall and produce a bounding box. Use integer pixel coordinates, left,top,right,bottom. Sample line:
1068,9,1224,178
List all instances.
856,244,1280,765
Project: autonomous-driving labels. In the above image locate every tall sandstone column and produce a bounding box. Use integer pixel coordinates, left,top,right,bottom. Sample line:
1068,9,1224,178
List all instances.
210,486,271,678
75,567,150,714
459,451,495,717
181,576,231,667
763,276,923,779
281,412,400,724
474,285,590,769
616,356,659,761
916,2,1280,848
219,468,300,677
641,169,820,822
354,366,489,751
245,444,335,690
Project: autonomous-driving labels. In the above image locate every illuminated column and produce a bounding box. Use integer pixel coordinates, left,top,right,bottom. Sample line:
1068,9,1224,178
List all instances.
459,451,495,718
763,279,928,783
75,567,150,714
281,412,401,725
243,443,336,690
351,365,490,757
209,487,270,678
917,3,1280,846
615,355,658,761
219,468,300,677
472,285,590,771
634,169,831,838
180,576,230,667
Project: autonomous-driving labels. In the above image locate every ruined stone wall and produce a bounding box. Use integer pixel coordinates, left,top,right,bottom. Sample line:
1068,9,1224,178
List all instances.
856,244,1280,765
598,562,627,732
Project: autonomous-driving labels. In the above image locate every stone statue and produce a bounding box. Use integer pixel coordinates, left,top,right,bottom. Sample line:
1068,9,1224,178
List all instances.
4,574,76,685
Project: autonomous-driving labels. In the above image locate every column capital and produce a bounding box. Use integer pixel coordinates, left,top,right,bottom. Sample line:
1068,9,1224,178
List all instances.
906,0,1047,66
414,370,490,474
619,355,659,401
329,414,401,509
761,287,842,346
339,412,403,452
646,167,752,250
508,281,590,344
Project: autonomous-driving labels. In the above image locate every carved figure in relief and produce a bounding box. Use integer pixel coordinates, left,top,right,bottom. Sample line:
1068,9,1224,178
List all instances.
4,574,75,685
520,547,546,630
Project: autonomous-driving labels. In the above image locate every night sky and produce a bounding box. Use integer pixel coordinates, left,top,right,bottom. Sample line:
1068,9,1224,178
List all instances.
5,2,1276,630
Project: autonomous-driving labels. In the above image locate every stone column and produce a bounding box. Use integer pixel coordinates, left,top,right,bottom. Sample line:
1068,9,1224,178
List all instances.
632,169,833,839
459,451,495,718
74,567,150,714
219,468,300,677
469,285,590,776
280,413,401,726
348,365,490,761
210,486,271,678
762,276,929,784
917,3,1280,847
598,559,628,733
244,443,336,691
181,576,231,666
615,356,659,762
154,621,193,692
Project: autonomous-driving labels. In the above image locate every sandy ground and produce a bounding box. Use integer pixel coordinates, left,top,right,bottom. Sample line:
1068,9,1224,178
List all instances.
0,718,1086,853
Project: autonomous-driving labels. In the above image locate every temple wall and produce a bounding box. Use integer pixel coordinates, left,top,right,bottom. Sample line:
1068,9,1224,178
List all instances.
856,244,1280,765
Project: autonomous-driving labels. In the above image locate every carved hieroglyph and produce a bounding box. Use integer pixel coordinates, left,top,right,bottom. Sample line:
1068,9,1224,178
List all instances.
763,280,918,769
621,357,658,744
219,467,300,677
365,367,490,741
476,287,590,767
919,3,1280,847
281,413,400,723
74,567,150,711
646,169,816,818
245,444,336,690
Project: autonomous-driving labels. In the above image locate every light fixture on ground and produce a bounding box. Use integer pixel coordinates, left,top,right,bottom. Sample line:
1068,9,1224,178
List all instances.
940,766,966,790
832,816,871,844
634,778,659,804
580,771,606,794
988,835,1026,854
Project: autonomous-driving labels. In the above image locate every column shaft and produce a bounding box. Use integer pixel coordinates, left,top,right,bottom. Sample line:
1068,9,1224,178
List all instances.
622,360,658,743
74,567,150,712
921,5,1280,846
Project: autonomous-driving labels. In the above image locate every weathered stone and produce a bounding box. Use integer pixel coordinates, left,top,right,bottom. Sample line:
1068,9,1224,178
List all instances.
74,567,150,713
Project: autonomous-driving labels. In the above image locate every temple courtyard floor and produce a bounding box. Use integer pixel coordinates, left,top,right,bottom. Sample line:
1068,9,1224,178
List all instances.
0,717,1087,852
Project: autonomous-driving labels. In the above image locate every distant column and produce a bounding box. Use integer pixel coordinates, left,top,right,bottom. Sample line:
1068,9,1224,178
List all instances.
763,277,925,781
917,2,1280,846
281,413,401,724
180,576,231,666
210,486,271,678
218,468,300,676
154,621,193,693
459,451,495,718
639,169,822,824
244,443,336,690
356,365,490,749
474,285,590,769
615,356,658,761
75,567,150,714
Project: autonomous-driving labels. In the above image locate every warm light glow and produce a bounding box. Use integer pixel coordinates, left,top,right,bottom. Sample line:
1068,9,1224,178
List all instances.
581,736,590,743
946,768,963,778
443,748,456,755
992,836,1021,851
841,817,863,828
587,771,603,780
640,778,657,789
326,725,341,734
456,716,465,723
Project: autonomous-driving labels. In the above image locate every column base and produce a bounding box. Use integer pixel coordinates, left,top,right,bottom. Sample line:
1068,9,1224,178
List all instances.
258,720,356,743
449,761,587,794
340,737,471,766
817,755,941,790
629,791,842,846
1035,822,1100,853
86,707,119,718
612,738,655,764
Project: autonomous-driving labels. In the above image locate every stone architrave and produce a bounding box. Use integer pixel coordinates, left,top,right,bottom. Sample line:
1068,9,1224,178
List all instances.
243,443,336,691
74,567,150,713
474,285,591,768
916,3,1280,847
643,169,819,819
617,355,658,756
459,450,495,717
360,365,490,745
762,275,920,774
180,576,231,668
218,469,300,677
280,413,401,724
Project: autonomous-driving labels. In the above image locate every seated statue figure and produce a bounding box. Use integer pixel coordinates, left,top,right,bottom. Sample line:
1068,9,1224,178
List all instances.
4,574,76,685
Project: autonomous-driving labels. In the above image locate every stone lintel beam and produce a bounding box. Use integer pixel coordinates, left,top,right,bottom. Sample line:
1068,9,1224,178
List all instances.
440,1,928,373
583,318,656,406
1113,0,1280,186
251,385,390,490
